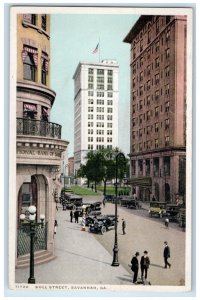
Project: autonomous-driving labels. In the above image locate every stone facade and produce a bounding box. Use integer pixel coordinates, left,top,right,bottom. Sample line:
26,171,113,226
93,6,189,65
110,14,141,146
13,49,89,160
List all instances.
124,15,186,203
16,14,69,262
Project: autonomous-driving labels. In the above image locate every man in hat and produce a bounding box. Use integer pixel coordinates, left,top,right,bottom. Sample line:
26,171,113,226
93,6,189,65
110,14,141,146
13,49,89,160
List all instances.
140,250,150,281
163,241,171,268
122,218,126,235
131,252,140,284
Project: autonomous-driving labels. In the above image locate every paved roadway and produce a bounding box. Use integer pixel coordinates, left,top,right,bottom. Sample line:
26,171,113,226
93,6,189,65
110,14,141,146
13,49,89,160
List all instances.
15,195,187,288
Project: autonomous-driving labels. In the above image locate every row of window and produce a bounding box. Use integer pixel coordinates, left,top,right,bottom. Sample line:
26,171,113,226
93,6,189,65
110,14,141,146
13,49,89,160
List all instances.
88,122,112,128
132,120,170,137
88,129,113,135
134,61,170,82
88,137,113,142
88,68,113,76
88,76,113,83
132,100,170,112
133,74,170,93
132,136,170,152
22,45,49,84
23,14,47,31
132,27,171,60
88,107,113,113
88,91,113,98
88,144,113,150
132,105,170,126
131,155,171,177
88,83,113,90
88,114,113,120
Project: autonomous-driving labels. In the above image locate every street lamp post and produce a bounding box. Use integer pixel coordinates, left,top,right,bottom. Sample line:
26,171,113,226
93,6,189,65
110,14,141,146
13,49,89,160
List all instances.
112,152,126,267
20,205,45,284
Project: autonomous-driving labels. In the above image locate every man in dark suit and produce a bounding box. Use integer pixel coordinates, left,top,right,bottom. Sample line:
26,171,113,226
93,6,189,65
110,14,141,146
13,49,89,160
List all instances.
131,252,140,283
163,241,171,268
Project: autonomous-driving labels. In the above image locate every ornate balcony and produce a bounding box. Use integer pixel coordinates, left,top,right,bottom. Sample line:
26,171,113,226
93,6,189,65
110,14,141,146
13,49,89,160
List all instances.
17,118,62,139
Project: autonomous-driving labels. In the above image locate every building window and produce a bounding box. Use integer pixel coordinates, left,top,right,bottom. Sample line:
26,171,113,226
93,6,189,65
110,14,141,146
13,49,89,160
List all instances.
41,106,48,121
147,31,151,44
155,40,160,52
165,65,170,77
97,115,104,120
165,118,170,129
140,39,143,52
107,92,113,98
97,129,104,135
140,56,143,67
88,122,93,127
107,84,113,90
97,99,104,105
97,107,104,112
23,103,37,119
41,14,47,31
153,158,159,176
166,29,171,41
165,101,170,112
165,136,170,146
88,68,94,74
146,140,151,150
88,144,93,150
155,122,159,132
139,86,143,96
147,64,151,75
155,89,159,100
138,160,143,176
107,130,112,135
88,129,93,134
107,108,113,113
97,84,104,90
146,111,151,121
165,48,170,59
107,100,113,105
97,69,104,75
147,80,151,91
155,57,160,68
139,129,142,137
139,114,143,124
145,159,150,176
88,137,93,142
88,83,94,89
147,96,151,106
155,73,160,85
133,64,136,74
88,114,93,120
97,92,104,97
140,71,143,82
164,156,170,176
131,160,136,175
88,91,94,96
88,99,94,105
147,48,151,59
88,76,93,82
139,100,143,110
108,70,113,76
97,76,104,83
23,14,36,25
41,52,49,85
156,19,159,34
88,107,94,112
96,122,104,128
22,46,38,81
107,123,112,128
107,77,113,84
155,106,159,117
165,84,170,96
133,47,136,60
107,115,113,120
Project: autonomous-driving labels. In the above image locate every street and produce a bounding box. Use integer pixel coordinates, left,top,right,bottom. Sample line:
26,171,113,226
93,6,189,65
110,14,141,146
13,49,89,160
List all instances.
15,195,186,287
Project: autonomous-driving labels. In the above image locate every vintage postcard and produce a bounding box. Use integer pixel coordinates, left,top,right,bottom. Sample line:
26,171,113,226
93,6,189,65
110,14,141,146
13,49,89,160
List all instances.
8,5,193,295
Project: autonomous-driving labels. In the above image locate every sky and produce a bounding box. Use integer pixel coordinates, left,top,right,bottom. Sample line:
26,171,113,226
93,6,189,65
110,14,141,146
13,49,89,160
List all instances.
50,13,139,157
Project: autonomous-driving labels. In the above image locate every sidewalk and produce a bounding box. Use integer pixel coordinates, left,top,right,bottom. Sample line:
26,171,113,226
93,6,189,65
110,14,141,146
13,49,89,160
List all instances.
15,202,133,285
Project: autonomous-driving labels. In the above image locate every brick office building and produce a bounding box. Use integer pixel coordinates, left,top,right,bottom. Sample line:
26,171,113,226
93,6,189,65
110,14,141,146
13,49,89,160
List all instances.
123,15,186,203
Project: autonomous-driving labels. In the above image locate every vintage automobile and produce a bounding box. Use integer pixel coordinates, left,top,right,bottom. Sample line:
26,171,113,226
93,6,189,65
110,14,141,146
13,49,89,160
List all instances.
89,215,116,234
165,203,180,222
148,201,167,218
104,194,115,203
62,194,83,210
119,196,141,209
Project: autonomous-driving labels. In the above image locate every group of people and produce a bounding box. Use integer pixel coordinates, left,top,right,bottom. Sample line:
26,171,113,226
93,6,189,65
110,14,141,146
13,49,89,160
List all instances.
130,241,171,284
70,210,79,223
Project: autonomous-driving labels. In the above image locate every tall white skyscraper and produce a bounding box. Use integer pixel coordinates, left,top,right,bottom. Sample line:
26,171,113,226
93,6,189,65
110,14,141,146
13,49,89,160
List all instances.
73,60,119,178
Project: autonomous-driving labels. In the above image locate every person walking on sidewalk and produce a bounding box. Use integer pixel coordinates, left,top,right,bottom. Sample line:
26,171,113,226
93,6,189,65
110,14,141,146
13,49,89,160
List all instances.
122,219,126,235
140,251,150,281
54,220,58,235
131,252,140,284
70,210,73,222
163,241,171,268
74,210,79,223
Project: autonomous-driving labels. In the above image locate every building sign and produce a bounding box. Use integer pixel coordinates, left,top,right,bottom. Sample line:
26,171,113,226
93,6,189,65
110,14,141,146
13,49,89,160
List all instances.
17,149,61,158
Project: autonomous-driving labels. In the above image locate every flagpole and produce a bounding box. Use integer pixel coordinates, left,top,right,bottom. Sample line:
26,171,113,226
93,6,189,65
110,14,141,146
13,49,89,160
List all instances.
99,37,100,63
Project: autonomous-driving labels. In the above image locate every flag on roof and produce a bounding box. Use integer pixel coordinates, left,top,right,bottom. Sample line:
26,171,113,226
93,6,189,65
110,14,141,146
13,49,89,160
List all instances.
92,43,99,54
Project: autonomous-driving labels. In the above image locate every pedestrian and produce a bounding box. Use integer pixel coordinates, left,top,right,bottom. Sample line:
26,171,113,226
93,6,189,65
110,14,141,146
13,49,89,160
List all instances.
54,220,58,235
131,252,140,284
122,218,126,235
152,195,156,202
70,210,73,223
165,218,169,228
140,251,150,281
74,210,79,223
91,184,94,191
163,241,171,268
103,197,106,207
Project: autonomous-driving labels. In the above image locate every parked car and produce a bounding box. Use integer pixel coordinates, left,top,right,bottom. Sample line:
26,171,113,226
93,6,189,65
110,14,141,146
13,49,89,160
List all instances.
119,196,141,209
89,215,116,234
104,194,115,203
149,201,167,218
62,194,83,210
165,203,180,222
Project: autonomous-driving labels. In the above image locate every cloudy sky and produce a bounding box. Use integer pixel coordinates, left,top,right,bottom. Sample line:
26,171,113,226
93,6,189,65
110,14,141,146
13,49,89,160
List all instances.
50,11,139,157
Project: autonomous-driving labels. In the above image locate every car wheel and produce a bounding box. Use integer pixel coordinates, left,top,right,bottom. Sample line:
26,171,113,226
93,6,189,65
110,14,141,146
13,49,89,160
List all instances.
101,226,106,235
